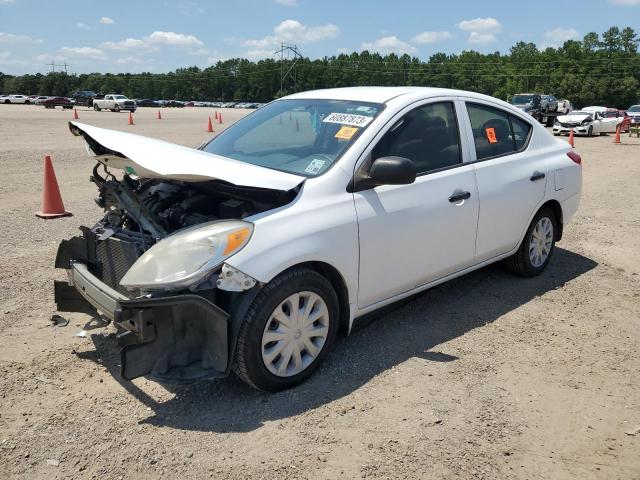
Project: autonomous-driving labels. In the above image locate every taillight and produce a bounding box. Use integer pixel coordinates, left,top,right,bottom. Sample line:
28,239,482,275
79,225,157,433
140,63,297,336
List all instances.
567,151,582,165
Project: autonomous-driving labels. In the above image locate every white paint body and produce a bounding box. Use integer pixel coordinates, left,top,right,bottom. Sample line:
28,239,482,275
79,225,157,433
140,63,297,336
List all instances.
77,87,582,329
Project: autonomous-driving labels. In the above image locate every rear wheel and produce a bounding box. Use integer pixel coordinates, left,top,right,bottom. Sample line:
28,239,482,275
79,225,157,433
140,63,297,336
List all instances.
504,207,557,277
233,267,339,391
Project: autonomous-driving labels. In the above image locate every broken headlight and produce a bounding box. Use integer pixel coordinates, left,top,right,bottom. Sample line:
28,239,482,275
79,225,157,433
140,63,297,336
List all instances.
120,220,253,291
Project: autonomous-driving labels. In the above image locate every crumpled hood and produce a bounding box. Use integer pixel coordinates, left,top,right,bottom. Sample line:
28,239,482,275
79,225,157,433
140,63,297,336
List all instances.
69,121,305,191
557,114,591,123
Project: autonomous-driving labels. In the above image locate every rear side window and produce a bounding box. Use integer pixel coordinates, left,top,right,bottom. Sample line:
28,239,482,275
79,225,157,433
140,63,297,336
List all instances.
466,103,532,160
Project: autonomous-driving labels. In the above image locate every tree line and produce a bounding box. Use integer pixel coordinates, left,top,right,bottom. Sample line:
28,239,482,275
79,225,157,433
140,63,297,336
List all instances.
1,26,638,108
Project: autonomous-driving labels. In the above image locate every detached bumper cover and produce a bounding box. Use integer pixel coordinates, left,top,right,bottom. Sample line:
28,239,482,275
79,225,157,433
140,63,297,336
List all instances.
55,259,230,383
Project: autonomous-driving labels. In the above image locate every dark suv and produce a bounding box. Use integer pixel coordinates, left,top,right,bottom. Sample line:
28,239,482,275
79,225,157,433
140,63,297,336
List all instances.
71,90,102,107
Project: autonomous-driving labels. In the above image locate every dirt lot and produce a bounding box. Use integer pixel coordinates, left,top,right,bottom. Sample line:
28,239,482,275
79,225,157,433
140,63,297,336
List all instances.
0,104,639,479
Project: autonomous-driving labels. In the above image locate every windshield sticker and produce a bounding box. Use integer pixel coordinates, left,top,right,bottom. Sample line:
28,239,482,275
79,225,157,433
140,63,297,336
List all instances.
335,126,358,141
323,112,373,127
304,159,326,175
485,127,498,144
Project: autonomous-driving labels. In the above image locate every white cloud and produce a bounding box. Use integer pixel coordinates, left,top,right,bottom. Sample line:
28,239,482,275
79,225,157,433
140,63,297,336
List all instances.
99,16,114,25
275,0,298,5
457,17,502,33
242,19,339,52
361,36,416,55
147,31,203,47
101,31,204,51
76,22,93,30
457,17,501,46
59,46,106,59
411,31,453,44
468,32,497,45
0,32,42,44
544,27,580,47
0,0,16,4
608,0,640,4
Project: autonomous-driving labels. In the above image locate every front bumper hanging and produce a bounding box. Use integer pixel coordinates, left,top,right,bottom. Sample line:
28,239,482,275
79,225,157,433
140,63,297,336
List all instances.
55,236,231,383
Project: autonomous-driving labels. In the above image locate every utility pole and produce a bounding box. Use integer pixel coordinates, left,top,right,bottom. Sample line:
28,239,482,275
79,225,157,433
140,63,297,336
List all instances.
274,43,302,97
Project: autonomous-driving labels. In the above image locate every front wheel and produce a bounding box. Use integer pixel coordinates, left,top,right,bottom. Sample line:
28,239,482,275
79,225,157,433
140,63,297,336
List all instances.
233,267,339,391
504,207,557,277
94,104,101,111
587,126,594,137
114,105,120,112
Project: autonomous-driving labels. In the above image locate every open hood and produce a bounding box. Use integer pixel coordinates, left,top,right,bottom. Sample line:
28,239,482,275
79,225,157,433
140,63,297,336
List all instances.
69,121,305,191
557,114,590,123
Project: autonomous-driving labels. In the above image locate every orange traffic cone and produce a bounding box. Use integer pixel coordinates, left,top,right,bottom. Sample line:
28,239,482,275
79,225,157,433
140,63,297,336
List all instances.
568,128,575,148
614,124,621,144
157,109,162,120
218,113,223,124
73,108,79,120
36,155,72,219
128,112,134,125
207,116,214,133
214,111,219,121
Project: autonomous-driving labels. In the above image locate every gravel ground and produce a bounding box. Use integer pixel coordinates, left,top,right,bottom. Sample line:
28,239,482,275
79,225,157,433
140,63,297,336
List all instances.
0,104,639,479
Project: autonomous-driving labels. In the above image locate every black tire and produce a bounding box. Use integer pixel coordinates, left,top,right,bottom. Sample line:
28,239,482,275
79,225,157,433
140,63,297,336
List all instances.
114,105,120,112
233,267,339,391
588,126,594,137
504,207,557,277
94,104,100,111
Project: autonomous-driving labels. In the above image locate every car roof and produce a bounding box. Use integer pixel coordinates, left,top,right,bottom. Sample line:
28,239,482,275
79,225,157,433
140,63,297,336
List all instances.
285,86,505,104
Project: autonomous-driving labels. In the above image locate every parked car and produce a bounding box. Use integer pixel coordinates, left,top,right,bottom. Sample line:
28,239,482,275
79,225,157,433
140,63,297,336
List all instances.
42,97,73,109
3,94,31,104
511,93,557,115
162,100,185,108
541,95,558,113
136,99,160,108
553,109,621,136
602,108,630,133
57,87,582,391
93,94,136,112
616,111,631,133
71,90,100,107
557,99,572,114
626,104,640,126
33,96,51,105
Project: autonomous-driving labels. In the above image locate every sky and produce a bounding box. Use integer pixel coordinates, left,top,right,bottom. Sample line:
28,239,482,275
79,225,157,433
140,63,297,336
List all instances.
0,0,639,75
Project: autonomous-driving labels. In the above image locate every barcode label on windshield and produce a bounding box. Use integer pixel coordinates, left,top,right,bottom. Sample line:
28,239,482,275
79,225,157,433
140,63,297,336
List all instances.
323,113,373,127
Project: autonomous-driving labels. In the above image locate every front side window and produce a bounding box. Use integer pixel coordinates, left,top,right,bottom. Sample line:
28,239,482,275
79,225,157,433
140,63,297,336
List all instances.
466,103,532,160
371,101,462,175
203,99,383,177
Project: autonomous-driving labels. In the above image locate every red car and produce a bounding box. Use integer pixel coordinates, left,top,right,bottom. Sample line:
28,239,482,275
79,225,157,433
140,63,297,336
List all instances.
42,97,74,109
603,108,630,133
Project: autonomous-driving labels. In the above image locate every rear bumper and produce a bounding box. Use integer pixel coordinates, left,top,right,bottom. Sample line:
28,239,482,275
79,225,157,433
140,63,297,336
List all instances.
55,240,231,383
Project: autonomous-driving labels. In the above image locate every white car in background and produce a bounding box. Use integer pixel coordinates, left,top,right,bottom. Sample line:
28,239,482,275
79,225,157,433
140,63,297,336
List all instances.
627,104,640,126
3,94,31,104
33,96,51,105
553,109,622,136
56,87,582,391
557,99,572,114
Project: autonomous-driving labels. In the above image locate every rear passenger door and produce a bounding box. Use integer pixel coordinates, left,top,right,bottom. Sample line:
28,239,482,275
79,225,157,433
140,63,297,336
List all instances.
463,101,546,262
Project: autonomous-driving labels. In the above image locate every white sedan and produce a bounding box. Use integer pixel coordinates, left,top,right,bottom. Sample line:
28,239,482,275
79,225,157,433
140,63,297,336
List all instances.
55,87,582,391
553,109,622,136
2,94,31,104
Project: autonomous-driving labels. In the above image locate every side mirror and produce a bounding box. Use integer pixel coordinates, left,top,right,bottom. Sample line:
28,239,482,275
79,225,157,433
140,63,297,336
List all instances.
351,156,416,192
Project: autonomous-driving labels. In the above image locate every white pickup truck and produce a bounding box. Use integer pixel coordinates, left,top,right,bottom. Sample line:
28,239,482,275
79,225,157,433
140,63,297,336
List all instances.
93,94,136,112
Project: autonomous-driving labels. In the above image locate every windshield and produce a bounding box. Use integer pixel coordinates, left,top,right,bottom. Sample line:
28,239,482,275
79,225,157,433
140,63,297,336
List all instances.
202,99,384,177
511,95,534,104
628,105,640,112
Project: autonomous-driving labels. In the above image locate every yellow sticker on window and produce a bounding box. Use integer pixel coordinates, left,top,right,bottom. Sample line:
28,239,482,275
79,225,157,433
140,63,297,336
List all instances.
335,126,358,140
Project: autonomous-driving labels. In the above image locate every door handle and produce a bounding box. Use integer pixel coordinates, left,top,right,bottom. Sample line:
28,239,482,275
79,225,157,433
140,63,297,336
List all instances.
530,171,546,182
449,191,471,203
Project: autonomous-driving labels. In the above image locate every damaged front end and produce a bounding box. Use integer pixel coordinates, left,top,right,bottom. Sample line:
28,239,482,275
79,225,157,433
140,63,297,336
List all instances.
55,122,301,383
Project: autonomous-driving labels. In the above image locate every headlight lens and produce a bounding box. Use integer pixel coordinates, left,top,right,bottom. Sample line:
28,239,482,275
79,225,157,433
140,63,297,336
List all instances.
120,220,253,291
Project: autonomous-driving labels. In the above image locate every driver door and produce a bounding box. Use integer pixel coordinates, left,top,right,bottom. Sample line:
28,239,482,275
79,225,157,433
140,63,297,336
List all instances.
353,100,479,308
